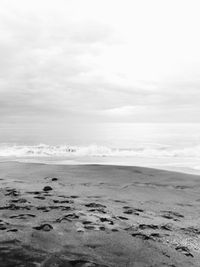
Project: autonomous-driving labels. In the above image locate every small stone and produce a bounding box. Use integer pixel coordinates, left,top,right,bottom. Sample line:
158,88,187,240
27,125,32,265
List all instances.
43,186,53,192
34,223,53,231
111,228,119,232
77,227,85,232
85,203,106,208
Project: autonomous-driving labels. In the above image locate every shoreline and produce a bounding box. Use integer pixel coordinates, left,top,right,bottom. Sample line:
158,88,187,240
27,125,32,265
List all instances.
1,158,200,176
0,161,199,266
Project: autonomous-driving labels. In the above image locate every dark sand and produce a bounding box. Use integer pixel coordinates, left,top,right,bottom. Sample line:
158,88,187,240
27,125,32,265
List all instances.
0,161,200,266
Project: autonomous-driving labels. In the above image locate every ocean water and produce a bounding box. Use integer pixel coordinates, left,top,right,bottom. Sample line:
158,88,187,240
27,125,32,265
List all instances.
0,123,200,174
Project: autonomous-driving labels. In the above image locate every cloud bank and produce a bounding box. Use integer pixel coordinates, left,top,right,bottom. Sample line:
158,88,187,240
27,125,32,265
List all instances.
0,0,200,125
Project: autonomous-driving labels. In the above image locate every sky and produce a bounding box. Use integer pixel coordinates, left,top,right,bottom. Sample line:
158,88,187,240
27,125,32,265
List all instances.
0,0,200,131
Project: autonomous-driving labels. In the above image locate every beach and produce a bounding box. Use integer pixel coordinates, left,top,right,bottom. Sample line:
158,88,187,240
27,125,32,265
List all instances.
0,162,199,266
1,0,200,265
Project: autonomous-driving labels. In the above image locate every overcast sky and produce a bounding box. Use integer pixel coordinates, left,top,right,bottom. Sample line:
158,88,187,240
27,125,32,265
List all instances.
0,0,200,126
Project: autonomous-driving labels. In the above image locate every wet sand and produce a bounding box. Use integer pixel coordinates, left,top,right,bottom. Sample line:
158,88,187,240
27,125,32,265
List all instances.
0,161,200,266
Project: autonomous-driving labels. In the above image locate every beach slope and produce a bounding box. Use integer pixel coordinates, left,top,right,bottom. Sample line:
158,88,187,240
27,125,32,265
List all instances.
0,162,199,266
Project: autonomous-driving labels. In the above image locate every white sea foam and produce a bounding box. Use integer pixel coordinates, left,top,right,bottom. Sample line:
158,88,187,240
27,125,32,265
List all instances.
0,143,199,158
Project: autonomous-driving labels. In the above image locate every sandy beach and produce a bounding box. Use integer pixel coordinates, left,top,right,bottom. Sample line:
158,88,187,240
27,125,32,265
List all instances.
0,161,200,266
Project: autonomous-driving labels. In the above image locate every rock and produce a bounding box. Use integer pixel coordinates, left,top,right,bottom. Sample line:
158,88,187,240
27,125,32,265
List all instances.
53,199,73,204
0,226,7,230
43,186,53,192
85,203,106,208
56,213,79,222
180,226,200,235
149,233,162,239
175,246,194,257
34,196,46,200
99,218,114,225
88,208,106,214
11,198,28,203
7,229,18,232
160,224,172,231
84,225,96,230
118,216,129,220
111,228,119,232
123,209,134,214
33,223,53,232
123,207,144,215
77,227,85,232
82,221,93,225
161,211,184,221
132,232,151,240
5,189,19,197
138,224,159,230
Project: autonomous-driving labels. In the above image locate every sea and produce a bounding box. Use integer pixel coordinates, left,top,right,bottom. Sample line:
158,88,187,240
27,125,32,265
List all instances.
0,123,200,175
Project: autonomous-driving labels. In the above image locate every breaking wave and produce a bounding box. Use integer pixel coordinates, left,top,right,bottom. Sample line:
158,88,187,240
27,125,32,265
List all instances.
0,143,199,158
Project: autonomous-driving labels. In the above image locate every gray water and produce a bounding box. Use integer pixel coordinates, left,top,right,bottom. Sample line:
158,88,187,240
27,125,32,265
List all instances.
0,123,200,174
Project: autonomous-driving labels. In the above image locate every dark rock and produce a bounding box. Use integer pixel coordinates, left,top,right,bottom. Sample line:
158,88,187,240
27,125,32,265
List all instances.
132,232,151,240
61,206,73,211
34,196,46,200
161,211,184,221
123,209,133,214
0,204,32,211
82,221,93,225
88,208,106,214
123,210,139,215
138,224,159,230
5,189,20,197
33,223,53,232
123,207,144,215
10,214,36,219
149,233,162,239
160,224,172,231
11,199,28,203
175,246,194,257
180,226,200,235
43,186,53,192
99,218,114,225
7,229,18,232
85,203,106,208
0,226,7,230
26,191,41,194
118,216,129,220
111,228,119,232
56,213,79,222
132,231,162,241
53,199,73,204
84,225,96,230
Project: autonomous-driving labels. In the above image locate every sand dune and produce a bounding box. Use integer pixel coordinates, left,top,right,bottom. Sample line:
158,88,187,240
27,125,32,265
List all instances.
0,162,199,266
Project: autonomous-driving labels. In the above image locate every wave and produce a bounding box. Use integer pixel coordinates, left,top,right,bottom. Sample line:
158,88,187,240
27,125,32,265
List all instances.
0,143,199,158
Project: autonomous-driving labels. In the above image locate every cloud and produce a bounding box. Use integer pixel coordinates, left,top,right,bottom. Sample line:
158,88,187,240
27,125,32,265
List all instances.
101,106,147,116
0,0,200,125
